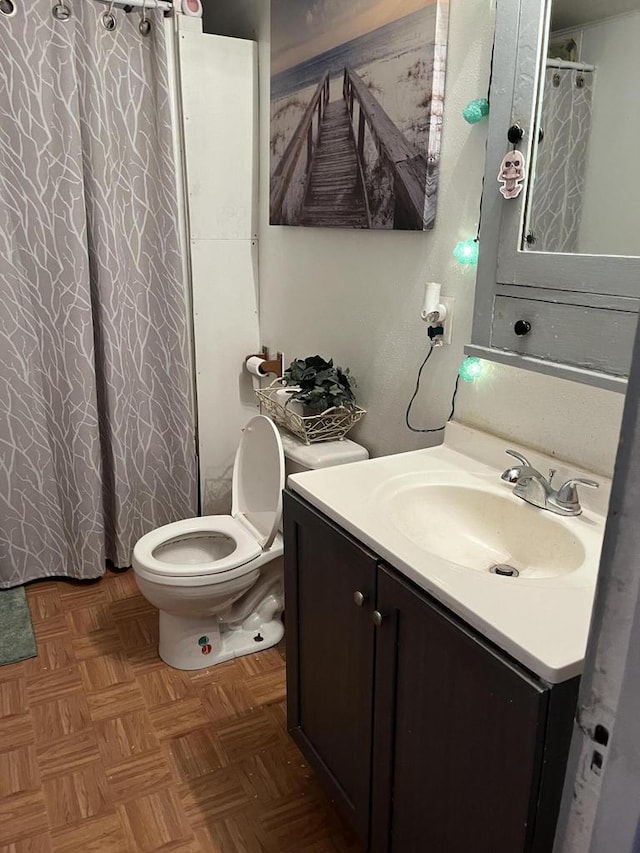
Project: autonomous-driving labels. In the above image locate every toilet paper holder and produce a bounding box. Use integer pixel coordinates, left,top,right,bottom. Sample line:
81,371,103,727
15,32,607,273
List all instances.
245,347,283,378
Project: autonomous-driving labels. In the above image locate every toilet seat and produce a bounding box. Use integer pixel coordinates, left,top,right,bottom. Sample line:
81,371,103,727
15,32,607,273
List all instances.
133,415,285,584
132,515,263,579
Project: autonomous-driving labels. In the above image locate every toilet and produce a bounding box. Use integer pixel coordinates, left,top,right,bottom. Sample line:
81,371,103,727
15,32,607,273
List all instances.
133,415,368,670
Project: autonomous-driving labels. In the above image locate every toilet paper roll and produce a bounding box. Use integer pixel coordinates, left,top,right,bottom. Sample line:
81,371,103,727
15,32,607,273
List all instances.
181,0,203,17
246,356,268,377
275,388,304,416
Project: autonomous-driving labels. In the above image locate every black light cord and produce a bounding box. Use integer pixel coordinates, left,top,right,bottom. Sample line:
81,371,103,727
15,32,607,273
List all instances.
405,50,490,435
473,41,495,244
405,347,461,434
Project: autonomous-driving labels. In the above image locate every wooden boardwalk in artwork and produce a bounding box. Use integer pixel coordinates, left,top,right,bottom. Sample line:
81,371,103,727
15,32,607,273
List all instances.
299,100,369,228
270,67,433,231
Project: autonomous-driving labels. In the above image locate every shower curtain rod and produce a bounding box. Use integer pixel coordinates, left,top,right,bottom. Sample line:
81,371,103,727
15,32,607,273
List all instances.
94,0,174,11
546,58,596,72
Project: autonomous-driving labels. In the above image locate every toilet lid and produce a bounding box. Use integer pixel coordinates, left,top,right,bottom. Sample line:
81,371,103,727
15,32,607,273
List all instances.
232,415,284,549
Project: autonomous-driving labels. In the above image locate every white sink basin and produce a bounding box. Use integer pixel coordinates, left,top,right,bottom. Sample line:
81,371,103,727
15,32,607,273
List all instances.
287,422,608,682
379,480,586,579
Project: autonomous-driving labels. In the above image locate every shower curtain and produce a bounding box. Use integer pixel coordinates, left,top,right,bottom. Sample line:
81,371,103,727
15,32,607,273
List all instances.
0,1,197,588
527,65,594,253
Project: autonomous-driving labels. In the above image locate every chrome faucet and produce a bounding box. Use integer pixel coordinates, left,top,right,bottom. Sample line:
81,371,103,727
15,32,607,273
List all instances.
501,449,599,517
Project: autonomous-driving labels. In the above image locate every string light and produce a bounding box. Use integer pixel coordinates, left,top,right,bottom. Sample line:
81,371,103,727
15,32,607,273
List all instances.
463,98,490,124
459,357,485,382
453,239,479,266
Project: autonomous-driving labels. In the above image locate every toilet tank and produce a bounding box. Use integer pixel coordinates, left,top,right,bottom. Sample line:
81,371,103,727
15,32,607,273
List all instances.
279,431,369,477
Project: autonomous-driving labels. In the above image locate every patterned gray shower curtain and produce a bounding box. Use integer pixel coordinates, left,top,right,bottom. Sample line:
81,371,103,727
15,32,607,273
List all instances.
0,1,197,588
526,65,594,253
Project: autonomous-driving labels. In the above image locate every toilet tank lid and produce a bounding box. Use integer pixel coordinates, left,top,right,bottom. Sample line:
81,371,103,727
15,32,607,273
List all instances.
280,433,369,469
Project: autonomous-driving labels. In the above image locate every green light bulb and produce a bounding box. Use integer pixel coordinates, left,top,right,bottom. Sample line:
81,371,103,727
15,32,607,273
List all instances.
453,239,480,266
459,357,484,382
463,98,490,124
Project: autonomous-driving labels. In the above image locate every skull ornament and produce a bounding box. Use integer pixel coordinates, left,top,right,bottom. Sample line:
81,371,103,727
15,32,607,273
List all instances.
498,150,526,199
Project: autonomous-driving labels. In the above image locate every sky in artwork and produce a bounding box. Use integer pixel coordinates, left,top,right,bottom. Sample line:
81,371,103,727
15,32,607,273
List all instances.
271,0,436,74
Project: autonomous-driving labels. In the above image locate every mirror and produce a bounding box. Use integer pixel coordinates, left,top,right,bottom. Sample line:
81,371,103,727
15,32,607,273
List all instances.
523,0,640,257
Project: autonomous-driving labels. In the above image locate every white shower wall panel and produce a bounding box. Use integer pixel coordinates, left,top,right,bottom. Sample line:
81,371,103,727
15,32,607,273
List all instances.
178,21,260,513
190,240,260,512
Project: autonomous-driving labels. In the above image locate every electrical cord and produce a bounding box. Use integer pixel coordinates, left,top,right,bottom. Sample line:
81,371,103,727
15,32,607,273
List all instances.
404,41,491,435
404,49,491,435
405,346,461,433
404,49,489,435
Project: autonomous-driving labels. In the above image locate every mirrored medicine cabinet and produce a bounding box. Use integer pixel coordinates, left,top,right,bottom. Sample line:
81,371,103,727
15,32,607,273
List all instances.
468,0,640,391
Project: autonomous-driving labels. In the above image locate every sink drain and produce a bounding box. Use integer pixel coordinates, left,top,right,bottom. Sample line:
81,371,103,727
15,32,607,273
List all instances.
489,564,520,578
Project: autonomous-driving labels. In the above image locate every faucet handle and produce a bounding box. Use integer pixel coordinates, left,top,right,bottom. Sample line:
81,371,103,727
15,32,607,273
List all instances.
556,477,600,510
505,448,533,467
501,465,522,484
502,449,534,484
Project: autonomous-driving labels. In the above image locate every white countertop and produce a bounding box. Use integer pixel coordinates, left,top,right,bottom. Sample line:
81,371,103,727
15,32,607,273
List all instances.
287,422,610,684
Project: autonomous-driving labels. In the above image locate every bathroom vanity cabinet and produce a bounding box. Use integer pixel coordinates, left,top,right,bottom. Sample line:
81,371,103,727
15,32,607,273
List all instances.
283,491,580,853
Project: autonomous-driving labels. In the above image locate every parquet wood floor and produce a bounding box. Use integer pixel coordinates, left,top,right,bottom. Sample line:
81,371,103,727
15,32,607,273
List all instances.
0,571,364,853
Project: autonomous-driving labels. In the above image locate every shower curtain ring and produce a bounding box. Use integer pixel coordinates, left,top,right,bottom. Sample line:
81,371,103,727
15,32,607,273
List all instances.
139,0,151,36
52,3,72,21
0,0,17,18
101,0,117,31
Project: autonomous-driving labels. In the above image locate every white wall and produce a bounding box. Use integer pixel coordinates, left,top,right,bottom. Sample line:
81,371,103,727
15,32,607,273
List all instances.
577,12,640,256
202,0,625,477
258,0,496,460
458,362,623,476
552,0,638,30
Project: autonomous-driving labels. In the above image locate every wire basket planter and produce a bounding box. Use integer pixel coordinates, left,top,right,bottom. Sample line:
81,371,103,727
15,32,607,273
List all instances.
256,380,365,445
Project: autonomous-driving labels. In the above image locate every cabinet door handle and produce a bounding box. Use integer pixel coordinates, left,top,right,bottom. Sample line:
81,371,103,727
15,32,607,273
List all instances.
507,124,524,144
514,320,532,336
372,610,383,627
353,591,367,607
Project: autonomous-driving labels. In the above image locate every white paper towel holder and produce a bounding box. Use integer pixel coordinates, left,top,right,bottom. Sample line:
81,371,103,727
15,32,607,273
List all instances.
245,346,283,378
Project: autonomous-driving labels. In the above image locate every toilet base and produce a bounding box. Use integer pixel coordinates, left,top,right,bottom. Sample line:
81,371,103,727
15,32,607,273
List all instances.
158,609,284,671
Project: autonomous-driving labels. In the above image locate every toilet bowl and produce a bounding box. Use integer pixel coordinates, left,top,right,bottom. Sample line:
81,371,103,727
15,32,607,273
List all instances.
133,415,369,671
133,415,286,670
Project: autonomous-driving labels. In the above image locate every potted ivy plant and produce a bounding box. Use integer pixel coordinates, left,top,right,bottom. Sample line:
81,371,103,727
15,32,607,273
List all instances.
281,355,357,414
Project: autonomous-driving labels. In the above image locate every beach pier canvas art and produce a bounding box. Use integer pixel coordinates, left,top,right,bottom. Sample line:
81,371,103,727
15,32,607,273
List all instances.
270,0,450,231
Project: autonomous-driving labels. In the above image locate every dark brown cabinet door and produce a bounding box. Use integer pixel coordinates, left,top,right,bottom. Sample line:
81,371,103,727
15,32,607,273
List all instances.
284,493,377,845
371,565,549,853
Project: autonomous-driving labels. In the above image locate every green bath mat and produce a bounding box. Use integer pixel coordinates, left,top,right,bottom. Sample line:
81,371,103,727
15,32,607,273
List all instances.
0,587,37,666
